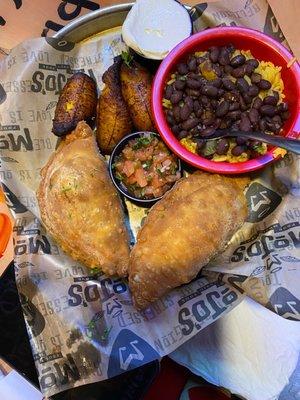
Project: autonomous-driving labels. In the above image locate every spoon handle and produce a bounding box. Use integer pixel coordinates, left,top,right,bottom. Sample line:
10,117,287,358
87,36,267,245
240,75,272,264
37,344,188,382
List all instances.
233,131,300,155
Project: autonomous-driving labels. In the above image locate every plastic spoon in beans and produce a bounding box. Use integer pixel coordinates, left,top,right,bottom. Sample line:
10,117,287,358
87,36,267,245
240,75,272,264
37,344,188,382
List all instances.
205,130,300,155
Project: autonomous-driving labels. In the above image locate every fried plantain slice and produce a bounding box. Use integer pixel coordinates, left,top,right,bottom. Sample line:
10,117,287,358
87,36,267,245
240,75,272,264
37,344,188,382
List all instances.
97,58,133,154
120,60,155,132
52,72,97,137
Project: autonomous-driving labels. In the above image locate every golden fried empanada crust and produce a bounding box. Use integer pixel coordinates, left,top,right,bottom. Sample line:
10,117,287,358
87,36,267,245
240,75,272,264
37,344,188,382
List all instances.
37,121,130,276
129,171,249,309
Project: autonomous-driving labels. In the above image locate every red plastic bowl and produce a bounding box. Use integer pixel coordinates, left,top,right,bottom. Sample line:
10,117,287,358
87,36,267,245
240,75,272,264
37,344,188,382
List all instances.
152,27,300,174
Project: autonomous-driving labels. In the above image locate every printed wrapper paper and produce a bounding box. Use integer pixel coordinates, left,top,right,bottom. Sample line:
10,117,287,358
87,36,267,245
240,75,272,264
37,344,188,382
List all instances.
0,0,299,397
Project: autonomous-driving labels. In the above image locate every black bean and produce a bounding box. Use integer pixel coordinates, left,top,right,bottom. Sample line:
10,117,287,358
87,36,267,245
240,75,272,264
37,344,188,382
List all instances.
211,78,222,88
259,118,267,131
250,73,262,84
173,105,181,122
172,125,181,135
216,138,230,155
177,63,188,75
227,110,241,120
281,110,291,120
222,78,235,91
211,99,218,108
213,118,222,129
245,59,259,75
231,66,246,78
278,102,289,112
263,95,278,106
252,97,263,109
239,95,248,111
243,94,252,104
236,78,249,93
227,43,235,54
185,96,194,110
260,104,276,116
196,56,206,65
170,91,183,104
231,122,240,131
209,46,220,63
272,115,282,124
164,84,173,99
218,47,230,65
236,137,248,145
187,72,200,80
195,138,205,152
266,121,276,132
258,79,272,90
200,127,216,136
244,65,254,76
188,57,197,72
201,85,218,97
193,100,201,112
248,108,259,125
247,59,259,69
186,88,200,98
229,102,240,111
248,140,260,150
230,54,246,67
231,145,246,156
181,118,199,130
218,88,225,97
167,114,175,125
213,65,223,77
219,120,229,129
203,116,215,126
174,80,186,90
239,114,251,131
200,95,210,106
195,108,203,118
216,100,230,117
248,85,259,97
272,91,279,102
180,104,192,121
186,79,202,89
178,130,189,139
224,65,233,75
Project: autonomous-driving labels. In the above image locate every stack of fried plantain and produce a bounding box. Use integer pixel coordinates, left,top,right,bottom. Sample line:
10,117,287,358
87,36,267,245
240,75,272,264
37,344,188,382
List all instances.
52,54,155,154
96,54,155,154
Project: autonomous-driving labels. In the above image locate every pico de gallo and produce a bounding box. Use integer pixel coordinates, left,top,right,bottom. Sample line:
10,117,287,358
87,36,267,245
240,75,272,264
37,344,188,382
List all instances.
113,134,181,199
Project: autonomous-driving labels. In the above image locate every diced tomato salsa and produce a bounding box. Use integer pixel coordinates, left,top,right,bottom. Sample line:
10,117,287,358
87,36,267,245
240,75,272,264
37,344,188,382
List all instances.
113,134,180,199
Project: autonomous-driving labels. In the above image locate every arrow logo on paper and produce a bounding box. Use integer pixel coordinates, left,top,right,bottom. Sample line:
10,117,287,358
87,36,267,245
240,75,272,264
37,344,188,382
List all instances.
107,329,159,378
119,340,144,371
246,182,282,223
250,191,271,212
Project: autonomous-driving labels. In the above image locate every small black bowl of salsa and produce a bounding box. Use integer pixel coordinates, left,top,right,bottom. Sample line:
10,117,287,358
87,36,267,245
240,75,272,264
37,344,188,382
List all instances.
109,132,182,205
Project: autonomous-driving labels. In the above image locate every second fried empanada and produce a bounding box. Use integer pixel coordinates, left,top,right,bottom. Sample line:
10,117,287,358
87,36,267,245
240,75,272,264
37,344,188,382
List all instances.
129,171,249,309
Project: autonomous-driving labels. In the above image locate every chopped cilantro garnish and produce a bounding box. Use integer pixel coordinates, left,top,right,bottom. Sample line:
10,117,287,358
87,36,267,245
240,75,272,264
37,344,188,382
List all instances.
142,160,152,170
132,136,152,150
115,172,124,181
201,141,217,156
121,51,133,67
156,167,163,177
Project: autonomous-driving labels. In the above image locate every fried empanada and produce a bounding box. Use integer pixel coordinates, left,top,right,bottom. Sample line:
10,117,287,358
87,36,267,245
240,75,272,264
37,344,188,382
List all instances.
129,171,249,309
97,58,133,154
37,121,130,276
